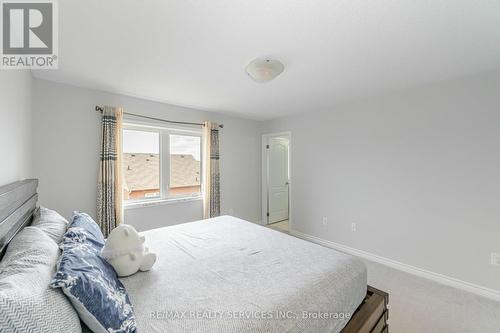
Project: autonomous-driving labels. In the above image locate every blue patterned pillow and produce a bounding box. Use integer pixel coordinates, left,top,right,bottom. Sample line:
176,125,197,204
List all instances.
50,212,137,333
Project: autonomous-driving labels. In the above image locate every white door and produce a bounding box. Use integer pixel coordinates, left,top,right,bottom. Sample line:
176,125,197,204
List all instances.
267,137,289,224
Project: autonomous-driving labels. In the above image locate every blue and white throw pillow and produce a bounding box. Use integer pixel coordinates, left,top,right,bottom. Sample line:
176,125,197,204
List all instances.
51,212,137,333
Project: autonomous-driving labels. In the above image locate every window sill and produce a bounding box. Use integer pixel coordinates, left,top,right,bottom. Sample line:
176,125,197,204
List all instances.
124,196,202,210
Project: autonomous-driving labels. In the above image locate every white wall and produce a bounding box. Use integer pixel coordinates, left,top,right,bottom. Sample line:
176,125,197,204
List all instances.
263,71,500,292
0,71,32,186
32,78,262,230
125,200,203,232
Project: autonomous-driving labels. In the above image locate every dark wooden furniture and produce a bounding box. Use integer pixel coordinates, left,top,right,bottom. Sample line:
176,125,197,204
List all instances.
0,179,38,259
341,286,389,333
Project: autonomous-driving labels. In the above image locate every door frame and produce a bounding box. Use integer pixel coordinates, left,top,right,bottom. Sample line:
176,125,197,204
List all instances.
262,131,292,229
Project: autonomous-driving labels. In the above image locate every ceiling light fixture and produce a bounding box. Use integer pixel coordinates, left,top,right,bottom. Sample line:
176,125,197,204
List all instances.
245,58,284,83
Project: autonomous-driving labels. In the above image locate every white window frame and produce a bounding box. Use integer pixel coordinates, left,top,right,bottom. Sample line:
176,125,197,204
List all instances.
122,119,203,209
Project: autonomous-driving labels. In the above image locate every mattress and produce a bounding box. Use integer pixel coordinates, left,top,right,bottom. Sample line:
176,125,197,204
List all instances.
120,216,367,333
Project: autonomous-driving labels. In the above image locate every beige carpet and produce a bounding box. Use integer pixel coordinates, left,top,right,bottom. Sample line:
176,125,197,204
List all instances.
267,220,289,233
264,223,500,332
360,258,500,332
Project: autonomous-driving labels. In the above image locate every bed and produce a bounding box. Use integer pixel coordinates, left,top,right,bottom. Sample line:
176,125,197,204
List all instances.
0,179,389,333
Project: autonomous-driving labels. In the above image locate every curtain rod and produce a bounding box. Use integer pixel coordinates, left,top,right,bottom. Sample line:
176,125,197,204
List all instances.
95,106,224,128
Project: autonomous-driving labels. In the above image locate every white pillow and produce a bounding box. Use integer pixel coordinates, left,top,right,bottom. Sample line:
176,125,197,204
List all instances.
0,227,81,333
31,206,69,244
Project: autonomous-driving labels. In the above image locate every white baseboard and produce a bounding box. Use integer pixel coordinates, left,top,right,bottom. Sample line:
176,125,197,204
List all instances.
290,229,500,302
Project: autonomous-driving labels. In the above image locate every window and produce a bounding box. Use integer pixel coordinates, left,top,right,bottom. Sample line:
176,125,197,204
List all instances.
122,123,202,204
169,135,201,197
122,129,160,200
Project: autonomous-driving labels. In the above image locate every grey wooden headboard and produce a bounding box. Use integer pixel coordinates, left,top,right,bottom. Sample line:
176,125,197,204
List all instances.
0,179,38,259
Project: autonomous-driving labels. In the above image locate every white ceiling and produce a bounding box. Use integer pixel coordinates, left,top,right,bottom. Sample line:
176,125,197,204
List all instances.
33,0,500,120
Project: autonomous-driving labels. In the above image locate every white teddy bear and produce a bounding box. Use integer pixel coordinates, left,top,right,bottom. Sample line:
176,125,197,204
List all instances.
101,224,157,277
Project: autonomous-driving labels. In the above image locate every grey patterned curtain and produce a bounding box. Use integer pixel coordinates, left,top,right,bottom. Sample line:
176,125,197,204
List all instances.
202,121,220,218
97,106,123,237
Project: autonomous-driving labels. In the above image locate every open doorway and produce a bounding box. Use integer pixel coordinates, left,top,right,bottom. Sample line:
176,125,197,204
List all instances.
262,132,291,233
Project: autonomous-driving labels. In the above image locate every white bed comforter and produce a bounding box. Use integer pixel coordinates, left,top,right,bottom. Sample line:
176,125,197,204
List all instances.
120,216,366,333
